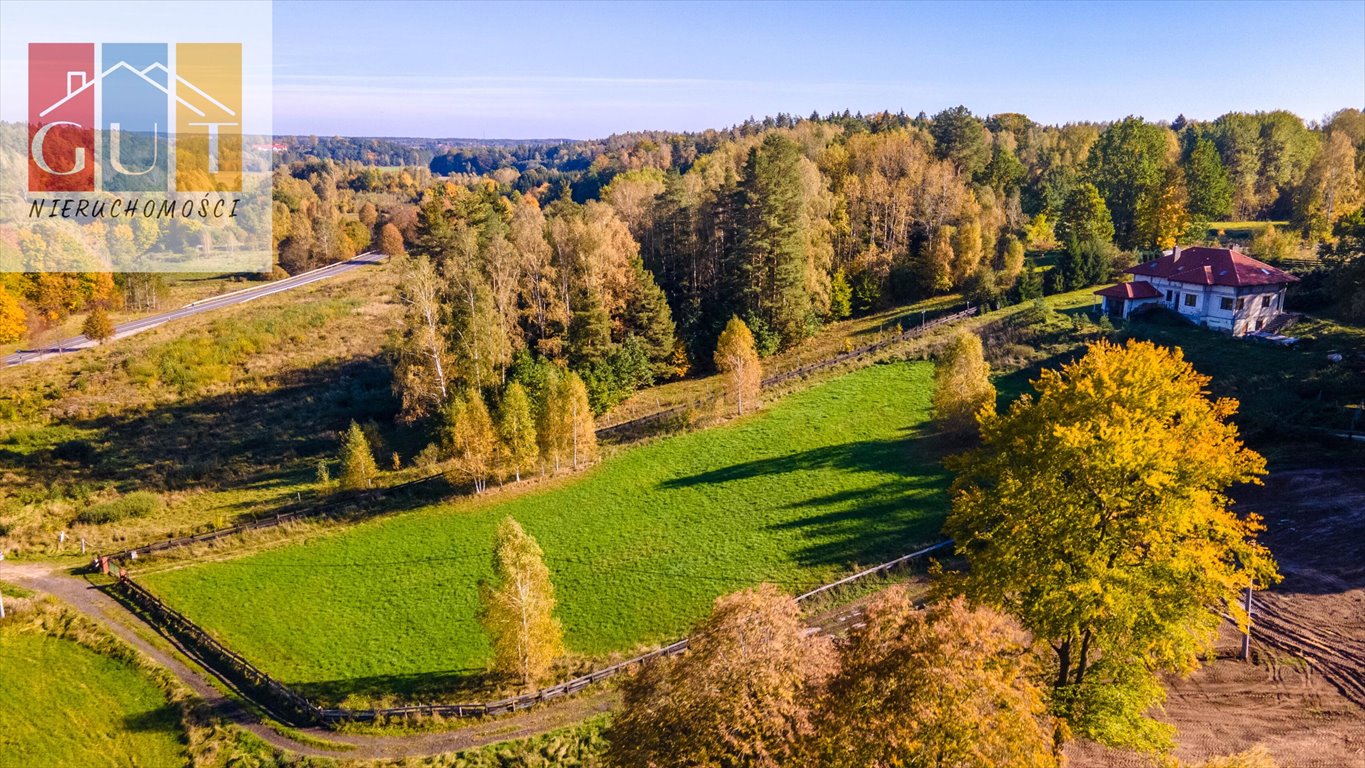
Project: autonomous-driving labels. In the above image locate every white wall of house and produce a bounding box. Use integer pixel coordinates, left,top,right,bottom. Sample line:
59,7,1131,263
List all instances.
1134,276,1287,335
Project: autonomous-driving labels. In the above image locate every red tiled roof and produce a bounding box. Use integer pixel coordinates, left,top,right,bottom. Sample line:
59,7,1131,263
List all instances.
1095,281,1162,300
1126,246,1298,287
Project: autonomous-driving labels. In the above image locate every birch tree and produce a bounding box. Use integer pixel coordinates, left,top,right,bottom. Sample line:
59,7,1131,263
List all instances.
443,389,497,493
497,381,538,482
392,254,449,422
479,517,565,689
714,315,762,415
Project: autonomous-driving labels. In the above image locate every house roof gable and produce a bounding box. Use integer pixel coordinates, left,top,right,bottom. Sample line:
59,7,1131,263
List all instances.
1126,246,1298,287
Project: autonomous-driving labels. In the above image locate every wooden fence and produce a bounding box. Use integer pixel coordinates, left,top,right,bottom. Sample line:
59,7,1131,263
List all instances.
95,305,977,569
596,304,978,439
116,540,953,726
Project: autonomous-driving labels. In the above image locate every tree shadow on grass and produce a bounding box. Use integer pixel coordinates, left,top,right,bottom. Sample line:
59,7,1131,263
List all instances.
659,425,952,570
121,704,183,734
291,668,499,708
4,355,400,511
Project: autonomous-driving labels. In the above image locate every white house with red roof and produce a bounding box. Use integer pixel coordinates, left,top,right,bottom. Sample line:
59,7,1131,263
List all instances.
1095,246,1298,336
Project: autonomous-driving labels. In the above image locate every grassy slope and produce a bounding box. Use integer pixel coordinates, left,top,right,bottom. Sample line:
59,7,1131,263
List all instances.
0,632,187,767
142,361,948,705
0,264,401,551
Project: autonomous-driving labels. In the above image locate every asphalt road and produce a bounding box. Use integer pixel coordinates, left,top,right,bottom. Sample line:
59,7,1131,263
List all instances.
2,251,385,367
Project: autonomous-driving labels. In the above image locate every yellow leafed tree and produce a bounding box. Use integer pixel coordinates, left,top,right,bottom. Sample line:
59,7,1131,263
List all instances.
714,315,762,415
479,517,565,689
0,286,27,344
807,589,1057,768
931,331,995,435
943,339,1278,754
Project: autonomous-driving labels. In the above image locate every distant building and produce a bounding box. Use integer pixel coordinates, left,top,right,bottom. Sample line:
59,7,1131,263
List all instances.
1095,246,1298,336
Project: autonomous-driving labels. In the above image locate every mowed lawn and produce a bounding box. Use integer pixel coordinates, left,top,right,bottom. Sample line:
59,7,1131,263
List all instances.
0,633,186,767
143,362,948,704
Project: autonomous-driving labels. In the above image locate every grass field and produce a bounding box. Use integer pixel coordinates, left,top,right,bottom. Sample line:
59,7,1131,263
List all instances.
0,632,187,767
141,361,949,705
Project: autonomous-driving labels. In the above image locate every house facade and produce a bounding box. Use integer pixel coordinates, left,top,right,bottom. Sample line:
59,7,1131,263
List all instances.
1095,246,1298,336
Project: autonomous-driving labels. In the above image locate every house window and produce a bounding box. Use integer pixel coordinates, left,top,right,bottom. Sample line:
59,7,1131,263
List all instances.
1165,290,1174,303
1236,297,1246,311
1184,293,1197,308
1219,297,1234,311
1261,294,1272,308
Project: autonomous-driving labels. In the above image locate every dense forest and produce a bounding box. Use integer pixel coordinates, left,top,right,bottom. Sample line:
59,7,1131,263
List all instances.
4,108,1363,420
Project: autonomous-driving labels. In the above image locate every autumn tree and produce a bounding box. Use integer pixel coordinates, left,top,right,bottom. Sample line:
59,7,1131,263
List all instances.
606,584,835,768
338,420,380,490
537,368,572,473
479,517,565,688
806,590,1057,768
497,381,538,482
714,315,762,415
564,371,598,469
392,254,450,422
1293,129,1363,241
944,340,1279,753
1055,182,1116,246
378,221,405,257
931,331,995,435
0,286,26,344
444,389,498,493
81,305,115,344
1138,165,1193,250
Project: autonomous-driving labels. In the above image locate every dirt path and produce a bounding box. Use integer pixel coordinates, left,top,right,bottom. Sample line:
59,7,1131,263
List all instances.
3,561,615,761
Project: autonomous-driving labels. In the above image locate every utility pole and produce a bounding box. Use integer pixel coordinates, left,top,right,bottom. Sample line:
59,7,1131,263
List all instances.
1240,578,1254,661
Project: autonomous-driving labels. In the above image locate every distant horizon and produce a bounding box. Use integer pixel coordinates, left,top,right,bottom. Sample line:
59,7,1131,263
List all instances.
3,1,1362,140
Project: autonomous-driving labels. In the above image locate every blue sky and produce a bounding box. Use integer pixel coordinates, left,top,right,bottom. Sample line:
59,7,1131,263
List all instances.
2,1,1359,139
273,0,1364,138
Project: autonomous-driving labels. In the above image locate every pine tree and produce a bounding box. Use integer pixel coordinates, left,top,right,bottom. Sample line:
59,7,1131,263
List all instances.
714,315,762,415
932,331,996,435
82,305,115,344
737,133,816,349
338,420,379,490
497,381,538,482
828,267,853,319
479,517,565,688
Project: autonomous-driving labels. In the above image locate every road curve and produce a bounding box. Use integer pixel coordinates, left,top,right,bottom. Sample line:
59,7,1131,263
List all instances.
3,252,385,367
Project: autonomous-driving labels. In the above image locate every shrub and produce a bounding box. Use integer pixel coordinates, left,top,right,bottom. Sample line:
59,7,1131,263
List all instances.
75,491,163,525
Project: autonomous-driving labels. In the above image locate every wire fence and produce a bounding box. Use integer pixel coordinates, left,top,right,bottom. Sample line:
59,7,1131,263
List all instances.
93,305,977,569
115,539,953,726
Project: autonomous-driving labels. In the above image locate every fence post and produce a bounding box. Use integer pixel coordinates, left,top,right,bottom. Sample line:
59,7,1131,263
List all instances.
1240,579,1253,661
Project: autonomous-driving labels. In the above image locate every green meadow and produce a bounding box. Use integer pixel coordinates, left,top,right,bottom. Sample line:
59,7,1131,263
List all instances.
0,633,186,767
142,361,949,705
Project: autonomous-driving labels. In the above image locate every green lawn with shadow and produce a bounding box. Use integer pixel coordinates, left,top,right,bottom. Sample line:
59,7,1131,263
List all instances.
142,361,948,706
